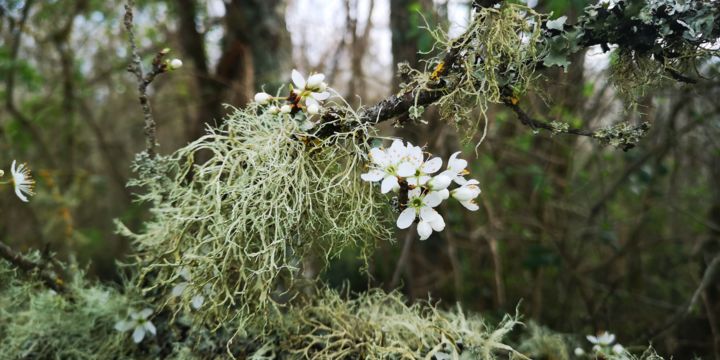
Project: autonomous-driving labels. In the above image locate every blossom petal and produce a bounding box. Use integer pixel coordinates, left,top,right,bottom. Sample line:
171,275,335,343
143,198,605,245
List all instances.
397,162,417,177
14,187,28,202
361,169,384,182
144,321,157,335
132,327,146,343
417,220,432,240
586,335,599,344
396,208,417,229
171,282,189,297
139,308,153,319
430,216,445,232
312,91,330,101
307,73,325,87
421,157,443,174
460,200,479,211
381,176,399,194
424,191,444,207
369,148,389,167
291,69,305,89
114,320,134,332
191,294,205,309
419,207,441,222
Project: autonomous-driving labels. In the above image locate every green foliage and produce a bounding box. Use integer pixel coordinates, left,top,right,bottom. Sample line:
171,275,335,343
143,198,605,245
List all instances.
121,102,392,327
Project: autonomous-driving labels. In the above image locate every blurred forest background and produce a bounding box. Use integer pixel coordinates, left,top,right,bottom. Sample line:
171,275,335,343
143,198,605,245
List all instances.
1,0,719,358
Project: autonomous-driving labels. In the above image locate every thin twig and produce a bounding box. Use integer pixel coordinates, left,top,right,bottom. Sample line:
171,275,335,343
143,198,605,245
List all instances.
389,226,416,290
124,0,172,158
0,240,66,293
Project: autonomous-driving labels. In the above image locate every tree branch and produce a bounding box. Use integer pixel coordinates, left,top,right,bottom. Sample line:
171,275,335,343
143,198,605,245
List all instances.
0,240,66,293
123,0,173,158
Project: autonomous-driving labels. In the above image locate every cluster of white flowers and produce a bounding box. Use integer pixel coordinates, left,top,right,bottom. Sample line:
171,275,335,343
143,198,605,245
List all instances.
114,308,156,344
361,140,481,240
254,69,330,130
0,160,35,202
574,331,626,357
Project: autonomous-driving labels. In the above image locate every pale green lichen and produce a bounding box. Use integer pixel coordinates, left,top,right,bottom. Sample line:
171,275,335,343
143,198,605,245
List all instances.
120,101,392,328
251,288,527,360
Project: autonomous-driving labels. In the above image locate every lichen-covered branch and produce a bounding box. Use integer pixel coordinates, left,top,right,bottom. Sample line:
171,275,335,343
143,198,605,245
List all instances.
123,0,178,158
0,240,66,293
322,0,720,146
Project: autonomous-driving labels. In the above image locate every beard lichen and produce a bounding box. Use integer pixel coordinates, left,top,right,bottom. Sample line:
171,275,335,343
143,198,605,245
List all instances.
0,259,134,359
250,288,525,360
403,3,546,144
120,102,392,327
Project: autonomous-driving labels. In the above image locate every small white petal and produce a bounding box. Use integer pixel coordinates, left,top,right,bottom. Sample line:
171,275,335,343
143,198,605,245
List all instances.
428,174,451,190
114,320,134,332
433,189,450,200
417,220,432,240
612,344,624,354
586,335,599,344
132,326,146,343
396,208,417,229
421,157,443,174
419,207,441,222
430,216,445,232
171,282,189,297
381,176,399,194
361,169,384,182
291,69,306,89
139,308,153,319
312,91,330,101
280,105,292,113
369,148,390,167
307,104,320,115
460,200,479,211
307,73,325,88
144,321,157,335
397,162,417,177
191,294,205,309
424,192,444,208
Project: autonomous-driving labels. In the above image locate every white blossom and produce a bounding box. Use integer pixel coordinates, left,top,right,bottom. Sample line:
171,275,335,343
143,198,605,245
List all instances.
280,104,292,114
397,188,445,240
612,344,625,355
441,151,470,185
451,179,481,210
10,160,35,202
115,308,156,343
361,139,408,193
397,145,442,186
291,69,330,103
268,105,280,114
574,347,585,356
586,332,616,346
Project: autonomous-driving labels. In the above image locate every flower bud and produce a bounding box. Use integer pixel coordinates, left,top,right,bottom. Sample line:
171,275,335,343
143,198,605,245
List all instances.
268,106,280,114
574,348,585,356
254,92,272,104
280,104,292,114
0,170,4,177
169,58,183,70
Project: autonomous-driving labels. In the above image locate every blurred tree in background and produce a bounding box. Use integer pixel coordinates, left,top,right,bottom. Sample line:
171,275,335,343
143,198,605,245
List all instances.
2,0,720,358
